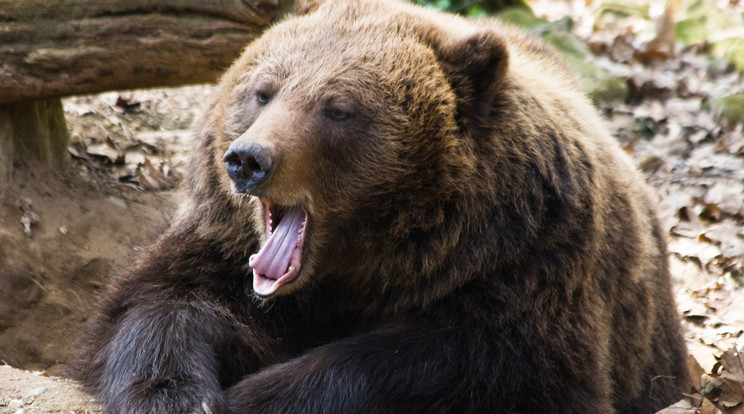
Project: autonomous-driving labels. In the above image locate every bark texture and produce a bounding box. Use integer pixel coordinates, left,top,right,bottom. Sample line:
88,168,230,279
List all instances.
0,99,69,188
0,0,279,104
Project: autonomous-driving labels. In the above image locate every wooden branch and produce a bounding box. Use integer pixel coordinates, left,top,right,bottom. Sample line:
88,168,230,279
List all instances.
0,0,279,104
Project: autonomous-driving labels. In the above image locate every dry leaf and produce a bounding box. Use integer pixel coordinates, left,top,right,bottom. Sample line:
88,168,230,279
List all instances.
702,348,744,413
638,0,681,62
135,157,182,191
86,142,124,165
705,224,744,258
701,203,724,223
704,182,744,217
669,236,722,268
610,30,636,63
657,398,704,413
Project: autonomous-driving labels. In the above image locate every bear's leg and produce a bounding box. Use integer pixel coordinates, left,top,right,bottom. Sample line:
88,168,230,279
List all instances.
89,301,231,413
619,300,690,413
225,323,615,413
72,231,267,414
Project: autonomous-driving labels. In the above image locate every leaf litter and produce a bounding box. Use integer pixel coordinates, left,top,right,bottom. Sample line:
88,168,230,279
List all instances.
528,0,744,410
64,87,201,191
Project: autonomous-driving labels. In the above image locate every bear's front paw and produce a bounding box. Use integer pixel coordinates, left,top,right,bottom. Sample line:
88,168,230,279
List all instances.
102,384,226,414
183,393,226,414
199,400,218,414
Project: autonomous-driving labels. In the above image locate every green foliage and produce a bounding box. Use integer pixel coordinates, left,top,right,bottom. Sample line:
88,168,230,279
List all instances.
411,0,528,17
707,93,744,126
675,0,739,44
496,7,547,28
593,1,651,21
713,39,744,74
496,7,626,102
674,0,744,72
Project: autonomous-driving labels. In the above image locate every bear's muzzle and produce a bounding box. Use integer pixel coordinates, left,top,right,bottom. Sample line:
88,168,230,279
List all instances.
223,141,274,193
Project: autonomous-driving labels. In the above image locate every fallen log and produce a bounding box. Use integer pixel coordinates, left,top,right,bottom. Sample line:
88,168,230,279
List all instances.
0,0,280,187
0,0,279,103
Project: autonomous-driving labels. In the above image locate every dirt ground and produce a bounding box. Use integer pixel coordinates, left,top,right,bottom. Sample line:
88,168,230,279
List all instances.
0,44,743,414
0,87,201,412
0,366,99,414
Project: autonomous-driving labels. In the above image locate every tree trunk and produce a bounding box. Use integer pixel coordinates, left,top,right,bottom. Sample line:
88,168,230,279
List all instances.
0,100,70,191
0,0,279,189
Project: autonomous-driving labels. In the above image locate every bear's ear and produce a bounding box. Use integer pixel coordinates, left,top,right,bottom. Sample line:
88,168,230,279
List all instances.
293,0,329,14
430,29,510,105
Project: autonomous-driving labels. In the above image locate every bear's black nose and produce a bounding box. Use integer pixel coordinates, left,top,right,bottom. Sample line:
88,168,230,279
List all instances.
223,141,274,190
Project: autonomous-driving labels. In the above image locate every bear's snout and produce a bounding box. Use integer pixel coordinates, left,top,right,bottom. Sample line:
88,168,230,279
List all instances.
223,141,274,192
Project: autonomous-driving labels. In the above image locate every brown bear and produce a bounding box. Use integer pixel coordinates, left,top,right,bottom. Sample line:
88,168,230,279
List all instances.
71,0,691,412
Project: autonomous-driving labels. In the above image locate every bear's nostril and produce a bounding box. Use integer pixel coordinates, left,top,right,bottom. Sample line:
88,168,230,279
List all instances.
223,142,274,188
224,151,242,168
245,157,261,173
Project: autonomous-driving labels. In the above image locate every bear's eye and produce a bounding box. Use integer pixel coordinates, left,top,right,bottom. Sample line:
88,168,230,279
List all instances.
257,92,271,105
323,107,351,121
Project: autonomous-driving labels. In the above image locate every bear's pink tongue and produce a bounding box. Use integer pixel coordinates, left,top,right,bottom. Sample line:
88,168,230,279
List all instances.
249,204,306,296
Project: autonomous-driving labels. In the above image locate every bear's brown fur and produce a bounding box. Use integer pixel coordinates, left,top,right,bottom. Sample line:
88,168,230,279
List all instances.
71,0,690,412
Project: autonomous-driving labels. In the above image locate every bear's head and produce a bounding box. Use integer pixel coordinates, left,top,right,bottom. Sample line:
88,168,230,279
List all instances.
200,0,511,301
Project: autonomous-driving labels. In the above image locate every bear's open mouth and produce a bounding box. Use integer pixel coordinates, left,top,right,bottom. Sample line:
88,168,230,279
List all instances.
248,198,307,297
